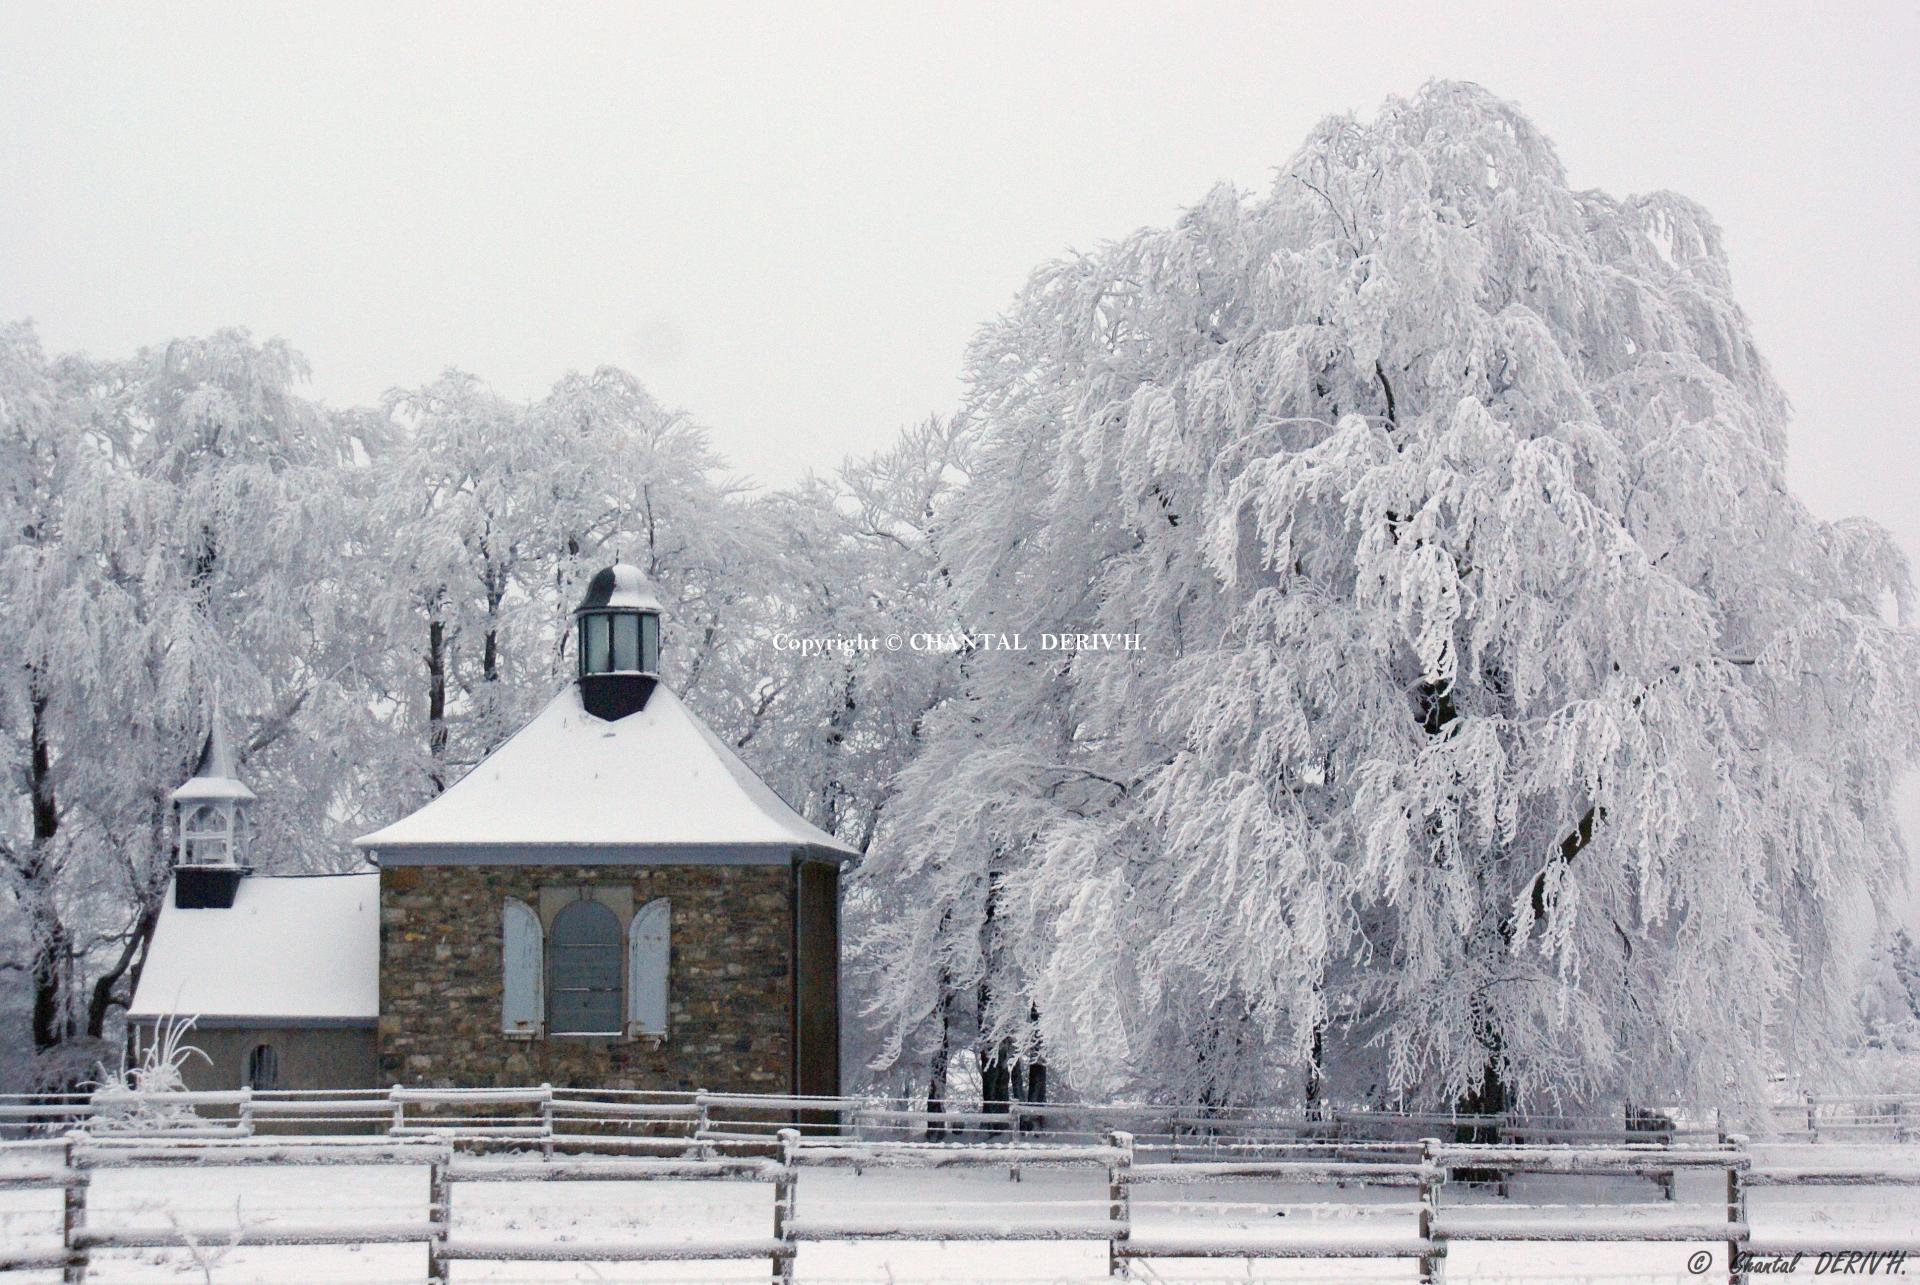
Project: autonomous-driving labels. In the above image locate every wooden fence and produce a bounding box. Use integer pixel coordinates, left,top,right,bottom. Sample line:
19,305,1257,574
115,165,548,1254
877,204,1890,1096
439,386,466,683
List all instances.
5,1126,1920,1283
9,1084,1917,1149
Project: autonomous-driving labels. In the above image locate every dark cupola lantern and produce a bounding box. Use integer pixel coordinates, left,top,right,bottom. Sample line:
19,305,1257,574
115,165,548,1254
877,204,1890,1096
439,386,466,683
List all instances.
574,562,662,721
170,709,256,909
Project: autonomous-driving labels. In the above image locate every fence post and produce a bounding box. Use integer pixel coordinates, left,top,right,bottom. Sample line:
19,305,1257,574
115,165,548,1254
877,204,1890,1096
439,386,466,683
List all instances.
1660,1121,1676,1203
389,1083,405,1136
773,1127,799,1285
539,1082,555,1161
1805,1093,1818,1142
62,1130,90,1285
1106,1129,1133,1279
1723,1131,1749,1285
1418,1136,1444,1285
695,1089,713,1159
237,1085,254,1137
427,1140,451,1285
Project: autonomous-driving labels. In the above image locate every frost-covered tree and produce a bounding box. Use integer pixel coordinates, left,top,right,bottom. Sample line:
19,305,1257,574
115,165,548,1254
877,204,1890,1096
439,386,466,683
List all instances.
0,328,376,1080
746,419,974,1103
0,321,90,1066
860,82,1920,1110
365,365,770,806
370,370,559,787
742,418,970,844
1862,929,1920,1043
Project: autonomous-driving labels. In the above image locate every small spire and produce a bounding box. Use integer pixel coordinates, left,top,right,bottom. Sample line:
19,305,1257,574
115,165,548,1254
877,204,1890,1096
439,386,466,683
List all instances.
196,710,238,780
171,701,257,804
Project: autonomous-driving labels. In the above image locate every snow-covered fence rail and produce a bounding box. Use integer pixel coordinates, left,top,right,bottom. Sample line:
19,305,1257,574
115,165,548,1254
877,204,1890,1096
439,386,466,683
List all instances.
1113,1132,1445,1281
438,1149,792,1283
0,1097,92,1133
5,1129,1920,1282
780,1128,1130,1284
1777,1093,1920,1142
0,1132,452,1283
1741,1144,1920,1260
0,1137,83,1278
10,1085,1920,1150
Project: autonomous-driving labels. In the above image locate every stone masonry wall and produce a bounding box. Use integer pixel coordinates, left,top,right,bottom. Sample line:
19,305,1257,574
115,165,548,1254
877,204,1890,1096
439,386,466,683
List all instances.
380,864,791,1091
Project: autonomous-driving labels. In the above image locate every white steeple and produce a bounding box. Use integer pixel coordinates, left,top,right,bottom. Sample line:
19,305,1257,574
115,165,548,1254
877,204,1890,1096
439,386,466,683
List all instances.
171,706,255,868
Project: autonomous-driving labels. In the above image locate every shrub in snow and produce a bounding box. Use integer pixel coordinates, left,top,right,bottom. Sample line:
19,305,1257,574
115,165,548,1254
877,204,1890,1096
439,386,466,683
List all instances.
90,1014,211,1132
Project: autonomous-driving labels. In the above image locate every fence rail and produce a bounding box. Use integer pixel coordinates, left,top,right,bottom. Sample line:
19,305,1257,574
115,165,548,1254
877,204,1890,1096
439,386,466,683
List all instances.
4,1122,1920,1283
10,1084,1920,1150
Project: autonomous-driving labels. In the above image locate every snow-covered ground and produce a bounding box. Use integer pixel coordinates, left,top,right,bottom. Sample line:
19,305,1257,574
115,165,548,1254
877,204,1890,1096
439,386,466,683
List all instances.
2,1144,1915,1282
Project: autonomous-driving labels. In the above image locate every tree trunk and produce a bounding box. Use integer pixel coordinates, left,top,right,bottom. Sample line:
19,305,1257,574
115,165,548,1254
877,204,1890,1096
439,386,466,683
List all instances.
980,1034,1015,1131
482,568,504,685
1452,1050,1512,1186
85,903,160,1038
26,686,66,1050
30,920,67,1051
426,615,448,791
925,982,951,1141
1306,1019,1327,1117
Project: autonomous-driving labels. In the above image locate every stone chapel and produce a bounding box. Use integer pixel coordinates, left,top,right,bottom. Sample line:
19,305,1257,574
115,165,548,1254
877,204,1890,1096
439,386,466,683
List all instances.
130,563,854,1096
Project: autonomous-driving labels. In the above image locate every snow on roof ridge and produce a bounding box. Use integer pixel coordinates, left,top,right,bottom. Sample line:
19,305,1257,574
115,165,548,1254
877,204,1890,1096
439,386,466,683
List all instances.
352,683,857,858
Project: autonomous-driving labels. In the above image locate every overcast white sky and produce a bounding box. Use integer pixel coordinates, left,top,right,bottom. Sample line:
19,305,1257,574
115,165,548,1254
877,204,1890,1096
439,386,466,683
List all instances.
5,1,1920,912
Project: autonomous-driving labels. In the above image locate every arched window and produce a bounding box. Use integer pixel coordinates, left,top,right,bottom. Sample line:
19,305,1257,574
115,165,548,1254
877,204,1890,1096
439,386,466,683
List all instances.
548,899,623,1035
245,1043,279,1091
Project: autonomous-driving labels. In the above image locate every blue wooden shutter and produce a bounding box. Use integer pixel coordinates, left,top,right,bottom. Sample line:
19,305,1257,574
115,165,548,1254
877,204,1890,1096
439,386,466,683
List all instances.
627,897,670,1036
502,898,544,1037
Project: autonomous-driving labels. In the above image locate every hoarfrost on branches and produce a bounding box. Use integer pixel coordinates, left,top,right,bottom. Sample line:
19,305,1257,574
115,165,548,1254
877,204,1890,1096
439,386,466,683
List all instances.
856,81,1920,1110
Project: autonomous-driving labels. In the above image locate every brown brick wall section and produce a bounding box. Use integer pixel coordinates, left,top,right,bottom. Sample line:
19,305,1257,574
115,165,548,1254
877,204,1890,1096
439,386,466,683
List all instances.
379,864,791,1091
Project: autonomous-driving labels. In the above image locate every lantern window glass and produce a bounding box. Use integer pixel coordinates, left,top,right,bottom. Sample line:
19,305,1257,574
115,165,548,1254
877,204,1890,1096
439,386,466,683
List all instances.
640,613,660,674
581,614,612,675
611,613,641,672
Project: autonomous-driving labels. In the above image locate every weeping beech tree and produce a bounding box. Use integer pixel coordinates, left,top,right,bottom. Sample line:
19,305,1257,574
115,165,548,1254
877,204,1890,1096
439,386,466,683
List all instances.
0,327,385,1079
858,82,1920,1110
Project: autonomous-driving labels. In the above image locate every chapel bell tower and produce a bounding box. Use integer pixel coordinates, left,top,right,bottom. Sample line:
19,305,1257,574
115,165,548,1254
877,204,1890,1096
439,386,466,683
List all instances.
170,710,256,909
574,563,663,720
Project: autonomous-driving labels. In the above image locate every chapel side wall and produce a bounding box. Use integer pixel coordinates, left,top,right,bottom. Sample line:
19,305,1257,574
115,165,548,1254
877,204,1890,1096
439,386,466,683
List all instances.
379,863,792,1090
136,1024,377,1094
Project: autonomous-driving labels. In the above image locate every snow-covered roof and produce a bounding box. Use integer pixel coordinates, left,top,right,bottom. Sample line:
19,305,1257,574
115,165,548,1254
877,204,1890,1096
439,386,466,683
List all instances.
170,715,256,804
127,872,378,1025
576,563,663,614
354,684,857,863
